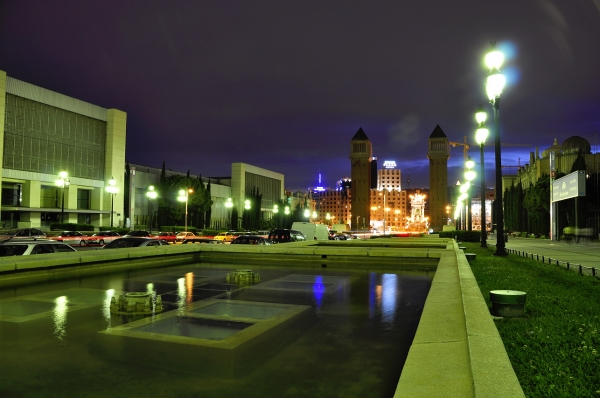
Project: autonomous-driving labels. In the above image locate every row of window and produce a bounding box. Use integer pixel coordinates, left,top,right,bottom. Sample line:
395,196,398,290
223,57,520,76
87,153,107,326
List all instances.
1,184,91,209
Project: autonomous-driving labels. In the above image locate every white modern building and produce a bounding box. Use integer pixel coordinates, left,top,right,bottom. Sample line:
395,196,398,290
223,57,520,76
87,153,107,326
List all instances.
0,70,126,229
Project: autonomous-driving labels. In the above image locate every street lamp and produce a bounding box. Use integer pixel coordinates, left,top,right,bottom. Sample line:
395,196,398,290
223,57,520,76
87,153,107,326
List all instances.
177,188,193,232
311,210,317,223
485,41,508,256
105,176,118,227
225,197,233,229
304,209,310,219
475,105,489,248
55,171,70,224
146,186,157,233
465,157,476,231
326,213,331,226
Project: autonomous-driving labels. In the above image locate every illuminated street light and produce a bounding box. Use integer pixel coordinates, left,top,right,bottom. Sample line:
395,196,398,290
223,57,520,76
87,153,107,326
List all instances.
464,157,476,231
485,41,508,256
146,185,157,233
304,209,310,219
56,171,70,224
105,176,118,227
177,188,193,232
225,198,233,229
475,105,489,248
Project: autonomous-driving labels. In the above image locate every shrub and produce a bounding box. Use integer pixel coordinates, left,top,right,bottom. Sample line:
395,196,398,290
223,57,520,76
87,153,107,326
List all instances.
50,223,94,231
438,230,481,242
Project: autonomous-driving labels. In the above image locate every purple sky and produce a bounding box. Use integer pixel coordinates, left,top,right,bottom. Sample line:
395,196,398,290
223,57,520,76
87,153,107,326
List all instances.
1,1,599,191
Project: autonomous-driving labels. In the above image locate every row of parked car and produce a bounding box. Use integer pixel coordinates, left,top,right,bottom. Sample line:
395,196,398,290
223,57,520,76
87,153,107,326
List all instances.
0,227,336,256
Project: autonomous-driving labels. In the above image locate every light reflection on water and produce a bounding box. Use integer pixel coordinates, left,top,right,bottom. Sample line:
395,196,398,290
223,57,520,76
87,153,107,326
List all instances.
369,273,399,328
53,296,68,342
102,289,115,331
312,275,325,311
177,278,186,316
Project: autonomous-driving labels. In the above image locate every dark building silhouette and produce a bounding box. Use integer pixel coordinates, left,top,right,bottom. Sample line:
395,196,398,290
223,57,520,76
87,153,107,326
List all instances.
350,128,372,230
427,125,450,232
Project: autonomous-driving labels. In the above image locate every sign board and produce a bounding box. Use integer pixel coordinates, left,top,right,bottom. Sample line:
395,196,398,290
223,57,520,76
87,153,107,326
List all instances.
383,160,396,169
552,171,586,202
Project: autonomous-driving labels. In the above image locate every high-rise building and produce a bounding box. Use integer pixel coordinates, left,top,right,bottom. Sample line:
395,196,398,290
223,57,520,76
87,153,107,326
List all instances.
427,125,450,232
350,128,372,230
377,167,402,191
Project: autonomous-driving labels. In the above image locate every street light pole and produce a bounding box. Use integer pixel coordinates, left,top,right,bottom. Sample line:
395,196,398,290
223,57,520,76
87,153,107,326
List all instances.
56,171,70,224
465,158,476,231
485,42,508,256
178,188,193,232
225,198,233,229
105,177,119,227
146,186,157,233
475,105,489,248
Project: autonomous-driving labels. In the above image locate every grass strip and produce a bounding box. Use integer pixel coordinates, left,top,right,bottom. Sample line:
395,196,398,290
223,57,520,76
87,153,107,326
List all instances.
463,243,600,398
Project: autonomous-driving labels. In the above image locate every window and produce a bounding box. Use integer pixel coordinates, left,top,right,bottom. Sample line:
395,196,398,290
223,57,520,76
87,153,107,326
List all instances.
53,244,75,253
77,189,91,209
31,244,54,254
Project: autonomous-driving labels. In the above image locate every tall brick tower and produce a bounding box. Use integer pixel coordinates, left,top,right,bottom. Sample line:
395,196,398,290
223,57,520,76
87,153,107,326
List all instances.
350,128,372,231
427,125,450,232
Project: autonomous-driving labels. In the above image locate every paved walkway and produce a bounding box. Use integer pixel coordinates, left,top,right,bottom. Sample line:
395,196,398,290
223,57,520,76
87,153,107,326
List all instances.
486,233,600,276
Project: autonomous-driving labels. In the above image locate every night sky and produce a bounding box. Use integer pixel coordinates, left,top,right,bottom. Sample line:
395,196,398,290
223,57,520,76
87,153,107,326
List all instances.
1,1,599,191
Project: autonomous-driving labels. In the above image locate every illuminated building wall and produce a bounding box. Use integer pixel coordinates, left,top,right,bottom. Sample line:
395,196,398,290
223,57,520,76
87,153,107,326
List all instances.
0,70,126,229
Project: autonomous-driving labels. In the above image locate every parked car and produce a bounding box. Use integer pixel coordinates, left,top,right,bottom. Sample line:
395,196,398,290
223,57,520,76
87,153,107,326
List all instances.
153,232,177,243
123,230,151,238
0,228,47,240
52,231,88,246
213,232,237,243
87,231,121,245
0,238,77,256
268,229,306,243
100,237,169,249
176,231,196,243
231,235,273,245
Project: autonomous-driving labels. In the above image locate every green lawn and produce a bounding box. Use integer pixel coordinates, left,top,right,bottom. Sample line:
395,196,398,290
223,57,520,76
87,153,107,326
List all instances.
464,243,600,398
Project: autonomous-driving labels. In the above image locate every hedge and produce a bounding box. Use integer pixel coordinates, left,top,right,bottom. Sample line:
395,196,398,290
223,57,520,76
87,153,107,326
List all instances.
50,223,95,231
438,230,483,242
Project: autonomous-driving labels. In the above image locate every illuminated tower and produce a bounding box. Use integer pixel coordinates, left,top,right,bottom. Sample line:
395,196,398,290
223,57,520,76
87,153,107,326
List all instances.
427,125,450,232
350,128,372,230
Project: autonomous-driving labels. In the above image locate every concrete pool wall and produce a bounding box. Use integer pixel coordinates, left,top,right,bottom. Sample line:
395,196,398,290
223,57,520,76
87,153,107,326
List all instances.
0,238,524,397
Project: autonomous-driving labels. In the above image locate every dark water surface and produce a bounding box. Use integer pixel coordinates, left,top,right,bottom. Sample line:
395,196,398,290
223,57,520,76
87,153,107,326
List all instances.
0,262,432,398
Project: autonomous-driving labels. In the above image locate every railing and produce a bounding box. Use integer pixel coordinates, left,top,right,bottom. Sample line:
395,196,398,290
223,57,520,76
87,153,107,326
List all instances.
502,246,600,278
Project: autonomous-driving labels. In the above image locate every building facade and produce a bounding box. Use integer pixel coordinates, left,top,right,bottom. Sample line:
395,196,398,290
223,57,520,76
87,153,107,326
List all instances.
350,128,372,230
427,125,450,232
0,70,126,229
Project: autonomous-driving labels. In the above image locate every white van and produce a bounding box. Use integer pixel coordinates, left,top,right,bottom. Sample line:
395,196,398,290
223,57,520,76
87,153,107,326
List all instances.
291,222,329,241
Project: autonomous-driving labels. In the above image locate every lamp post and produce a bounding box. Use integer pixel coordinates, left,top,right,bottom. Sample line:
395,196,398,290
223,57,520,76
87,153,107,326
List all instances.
177,188,193,232
304,209,311,220
225,197,233,229
55,171,70,224
243,199,251,230
485,42,508,256
146,186,157,233
464,157,476,231
105,176,118,227
475,105,489,248
379,189,388,235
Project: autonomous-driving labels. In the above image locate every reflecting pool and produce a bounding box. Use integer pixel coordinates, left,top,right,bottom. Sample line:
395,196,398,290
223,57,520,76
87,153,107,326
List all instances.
0,262,432,397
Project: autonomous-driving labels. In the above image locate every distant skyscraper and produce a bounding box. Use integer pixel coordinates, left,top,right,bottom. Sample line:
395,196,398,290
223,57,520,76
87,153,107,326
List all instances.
350,128,372,230
427,125,450,232
377,168,402,191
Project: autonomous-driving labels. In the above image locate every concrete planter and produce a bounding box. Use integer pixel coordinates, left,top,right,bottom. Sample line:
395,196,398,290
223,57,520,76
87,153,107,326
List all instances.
490,290,526,317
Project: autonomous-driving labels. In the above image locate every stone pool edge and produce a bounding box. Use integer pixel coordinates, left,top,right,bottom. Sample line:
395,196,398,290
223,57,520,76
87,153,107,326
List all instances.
394,241,525,398
0,238,525,396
